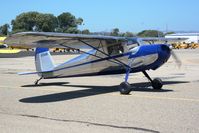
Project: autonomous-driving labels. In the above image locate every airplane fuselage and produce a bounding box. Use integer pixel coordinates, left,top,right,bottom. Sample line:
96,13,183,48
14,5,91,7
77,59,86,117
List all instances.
41,44,171,79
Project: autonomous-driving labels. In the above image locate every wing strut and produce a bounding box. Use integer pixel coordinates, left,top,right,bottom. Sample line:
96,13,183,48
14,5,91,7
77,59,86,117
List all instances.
59,44,101,59
59,43,124,66
78,39,130,69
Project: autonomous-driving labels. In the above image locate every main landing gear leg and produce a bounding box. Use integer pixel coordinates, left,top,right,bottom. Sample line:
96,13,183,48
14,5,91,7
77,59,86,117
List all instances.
34,77,42,85
142,71,163,90
119,68,132,95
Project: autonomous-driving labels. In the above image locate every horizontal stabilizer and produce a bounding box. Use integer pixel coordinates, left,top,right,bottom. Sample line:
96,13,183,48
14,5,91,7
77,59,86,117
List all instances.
18,70,52,75
18,71,39,75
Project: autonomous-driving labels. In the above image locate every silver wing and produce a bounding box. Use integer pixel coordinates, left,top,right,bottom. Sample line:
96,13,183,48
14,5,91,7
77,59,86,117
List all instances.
5,32,126,49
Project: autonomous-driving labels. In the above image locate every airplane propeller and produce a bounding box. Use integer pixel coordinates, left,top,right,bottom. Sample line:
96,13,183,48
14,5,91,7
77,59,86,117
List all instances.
169,45,182,68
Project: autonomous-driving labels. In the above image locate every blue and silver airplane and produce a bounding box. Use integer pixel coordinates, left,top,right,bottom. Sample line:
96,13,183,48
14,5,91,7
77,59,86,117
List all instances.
5,32,183,94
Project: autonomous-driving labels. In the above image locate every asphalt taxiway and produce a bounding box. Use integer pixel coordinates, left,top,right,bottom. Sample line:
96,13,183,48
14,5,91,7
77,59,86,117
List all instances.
0,49,199,133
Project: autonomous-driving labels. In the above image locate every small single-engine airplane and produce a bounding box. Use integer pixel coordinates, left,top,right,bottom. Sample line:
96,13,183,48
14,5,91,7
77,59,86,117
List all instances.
5,32,184,94
0,37,8,49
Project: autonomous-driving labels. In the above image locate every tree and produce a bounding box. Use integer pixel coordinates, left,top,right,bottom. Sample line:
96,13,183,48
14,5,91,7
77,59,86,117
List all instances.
111,28,120,36
65,27,79,34
123,32,134,37
11,12,58,33
0,24,10,35
12,12,39,33
57,12,83,33
10,11,84,34
81,29,90,34
137,30,164,37
36,13,58,32
76,18,83,25
165,32,175,35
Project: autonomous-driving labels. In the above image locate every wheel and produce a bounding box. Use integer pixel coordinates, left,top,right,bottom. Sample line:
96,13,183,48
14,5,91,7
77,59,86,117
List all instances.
152,78,163,90
119,82,132,95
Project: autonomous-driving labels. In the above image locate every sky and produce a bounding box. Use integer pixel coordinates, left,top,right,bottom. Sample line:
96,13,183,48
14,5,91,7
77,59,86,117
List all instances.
0,0,199,33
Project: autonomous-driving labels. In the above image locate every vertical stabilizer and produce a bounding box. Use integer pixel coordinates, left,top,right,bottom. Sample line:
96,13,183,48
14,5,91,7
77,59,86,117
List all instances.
35,48,55,73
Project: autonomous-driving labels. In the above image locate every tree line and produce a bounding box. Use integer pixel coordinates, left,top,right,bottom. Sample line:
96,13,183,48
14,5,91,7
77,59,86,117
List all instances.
0,11,174,37
0,11,86,35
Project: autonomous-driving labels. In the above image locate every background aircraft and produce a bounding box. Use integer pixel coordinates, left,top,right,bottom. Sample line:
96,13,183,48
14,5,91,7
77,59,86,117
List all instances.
0,36,22,54
0,37,8,49
5,32,183,94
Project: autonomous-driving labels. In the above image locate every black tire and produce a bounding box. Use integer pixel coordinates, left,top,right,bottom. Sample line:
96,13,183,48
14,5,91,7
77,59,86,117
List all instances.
152,78,163,90
119,82,132,95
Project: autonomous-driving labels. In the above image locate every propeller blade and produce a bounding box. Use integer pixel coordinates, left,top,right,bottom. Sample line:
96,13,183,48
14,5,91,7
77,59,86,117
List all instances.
170,50,182,68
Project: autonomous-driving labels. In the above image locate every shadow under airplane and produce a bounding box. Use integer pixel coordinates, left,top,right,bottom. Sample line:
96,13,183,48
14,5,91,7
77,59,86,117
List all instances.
19,80,189,103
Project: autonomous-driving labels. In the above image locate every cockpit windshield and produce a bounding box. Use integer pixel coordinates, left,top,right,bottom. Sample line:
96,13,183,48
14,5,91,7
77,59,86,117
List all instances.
136,38,145,45
127,38,139,50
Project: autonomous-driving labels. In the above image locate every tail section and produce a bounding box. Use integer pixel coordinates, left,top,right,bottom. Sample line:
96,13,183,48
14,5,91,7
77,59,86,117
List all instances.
35,48,55,74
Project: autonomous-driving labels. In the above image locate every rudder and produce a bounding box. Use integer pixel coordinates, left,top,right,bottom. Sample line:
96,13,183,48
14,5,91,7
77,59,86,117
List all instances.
35,48,55,74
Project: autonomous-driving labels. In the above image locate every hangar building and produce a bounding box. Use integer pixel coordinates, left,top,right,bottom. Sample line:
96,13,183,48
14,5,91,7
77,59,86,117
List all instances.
165,33,199,43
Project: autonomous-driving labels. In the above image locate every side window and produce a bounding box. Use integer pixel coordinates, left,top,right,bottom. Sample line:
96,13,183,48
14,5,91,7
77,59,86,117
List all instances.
107,43,124,55
127,40,139,50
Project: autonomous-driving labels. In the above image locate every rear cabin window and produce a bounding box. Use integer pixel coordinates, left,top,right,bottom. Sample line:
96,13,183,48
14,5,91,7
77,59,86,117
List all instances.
107,43,124,56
